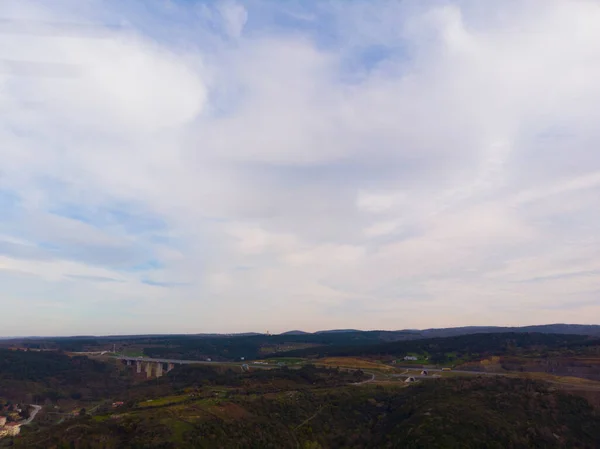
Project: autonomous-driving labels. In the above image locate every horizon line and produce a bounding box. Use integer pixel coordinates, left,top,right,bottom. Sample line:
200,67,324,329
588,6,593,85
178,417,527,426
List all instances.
1,322,599,340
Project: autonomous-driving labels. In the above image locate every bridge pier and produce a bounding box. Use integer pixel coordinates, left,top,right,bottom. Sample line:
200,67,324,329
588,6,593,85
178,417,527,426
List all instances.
119,358,187,378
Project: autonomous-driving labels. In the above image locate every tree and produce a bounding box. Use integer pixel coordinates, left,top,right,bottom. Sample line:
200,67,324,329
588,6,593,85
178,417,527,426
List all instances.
429,353,448,364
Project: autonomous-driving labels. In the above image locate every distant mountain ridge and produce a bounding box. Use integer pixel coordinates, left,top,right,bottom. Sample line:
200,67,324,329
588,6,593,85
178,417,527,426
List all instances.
3,324,598,342
294,323,600,339
3,324,598,363
315,329,362,334
416,324,600,338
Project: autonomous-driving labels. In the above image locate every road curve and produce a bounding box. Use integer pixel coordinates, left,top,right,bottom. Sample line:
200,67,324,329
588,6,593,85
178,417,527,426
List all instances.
22,404,42,425
352,371,376,385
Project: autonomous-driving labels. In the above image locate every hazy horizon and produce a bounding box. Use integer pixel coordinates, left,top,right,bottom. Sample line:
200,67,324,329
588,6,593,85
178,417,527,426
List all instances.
2,0,600,335
1,322,599,340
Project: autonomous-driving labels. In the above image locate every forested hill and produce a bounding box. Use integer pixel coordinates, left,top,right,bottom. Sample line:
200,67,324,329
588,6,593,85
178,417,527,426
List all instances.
6,331,407,360
268,332,596,361
0,349,130,402
11,376,600,448
411,323,600,338
4,325,598,363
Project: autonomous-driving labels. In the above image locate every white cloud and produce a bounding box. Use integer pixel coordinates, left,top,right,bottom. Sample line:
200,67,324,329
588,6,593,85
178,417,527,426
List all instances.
364,220,400,238
217,0,248,38
283,243,365,267
514,171,600,205
356,191,405,214
1,0,600,335
225,223,298,255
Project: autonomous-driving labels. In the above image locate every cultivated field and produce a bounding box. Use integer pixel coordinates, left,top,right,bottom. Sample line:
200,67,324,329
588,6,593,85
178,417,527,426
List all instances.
315,357,394,371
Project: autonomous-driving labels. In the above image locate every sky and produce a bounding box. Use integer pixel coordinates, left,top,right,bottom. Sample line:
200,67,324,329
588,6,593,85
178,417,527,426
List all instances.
1,0,600,336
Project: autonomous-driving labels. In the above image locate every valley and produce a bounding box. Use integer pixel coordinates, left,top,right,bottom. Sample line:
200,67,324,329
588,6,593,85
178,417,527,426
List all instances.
2,328,600,447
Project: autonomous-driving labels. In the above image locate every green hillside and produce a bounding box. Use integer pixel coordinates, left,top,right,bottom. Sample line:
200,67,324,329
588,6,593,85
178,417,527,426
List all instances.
269,332,596,363
10,376,600,449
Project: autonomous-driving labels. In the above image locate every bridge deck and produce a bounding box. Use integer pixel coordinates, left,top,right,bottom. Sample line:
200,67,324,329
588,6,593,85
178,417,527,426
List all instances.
116,356,210,364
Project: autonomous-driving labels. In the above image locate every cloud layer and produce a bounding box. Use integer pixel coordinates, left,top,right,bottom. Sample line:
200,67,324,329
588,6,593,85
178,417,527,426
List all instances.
1,0,600,335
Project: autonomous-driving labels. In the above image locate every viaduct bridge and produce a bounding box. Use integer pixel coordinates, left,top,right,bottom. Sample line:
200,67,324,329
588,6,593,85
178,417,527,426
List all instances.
116,356,209,379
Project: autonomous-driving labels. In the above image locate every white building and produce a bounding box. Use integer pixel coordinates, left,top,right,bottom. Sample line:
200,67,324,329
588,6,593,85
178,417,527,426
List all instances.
404,356,418,361
3,423,20,436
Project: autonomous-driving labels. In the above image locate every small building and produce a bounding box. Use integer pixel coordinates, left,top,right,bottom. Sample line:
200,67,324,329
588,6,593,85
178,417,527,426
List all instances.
4,423,20,436
404,356,418,361
0,416,6,426
404,377,416,383
112,402,124,408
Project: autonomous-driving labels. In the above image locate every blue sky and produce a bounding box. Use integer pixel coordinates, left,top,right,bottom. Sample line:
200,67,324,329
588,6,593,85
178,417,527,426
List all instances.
1,0,600,336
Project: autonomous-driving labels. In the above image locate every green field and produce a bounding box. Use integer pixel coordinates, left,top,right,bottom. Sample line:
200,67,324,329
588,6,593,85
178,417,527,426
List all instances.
119,348,145,357
137,394,190,408
256,357,306,365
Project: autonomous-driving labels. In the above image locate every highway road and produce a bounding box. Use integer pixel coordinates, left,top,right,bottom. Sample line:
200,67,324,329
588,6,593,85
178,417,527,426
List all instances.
113,356,275,370
113,357,510,379
115,356,215,365
115,357,503,381
392,366,502,376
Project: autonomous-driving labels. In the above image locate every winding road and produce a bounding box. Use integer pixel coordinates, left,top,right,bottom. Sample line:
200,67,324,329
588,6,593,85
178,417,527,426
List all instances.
22,404,42,425
352,371,376,385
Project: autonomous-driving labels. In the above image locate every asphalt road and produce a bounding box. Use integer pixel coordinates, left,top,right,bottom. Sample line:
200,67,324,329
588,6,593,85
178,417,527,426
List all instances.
22,404,42,425
115,356,215,365
393,366,502,376
113,356,276,370
113,358,598,390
